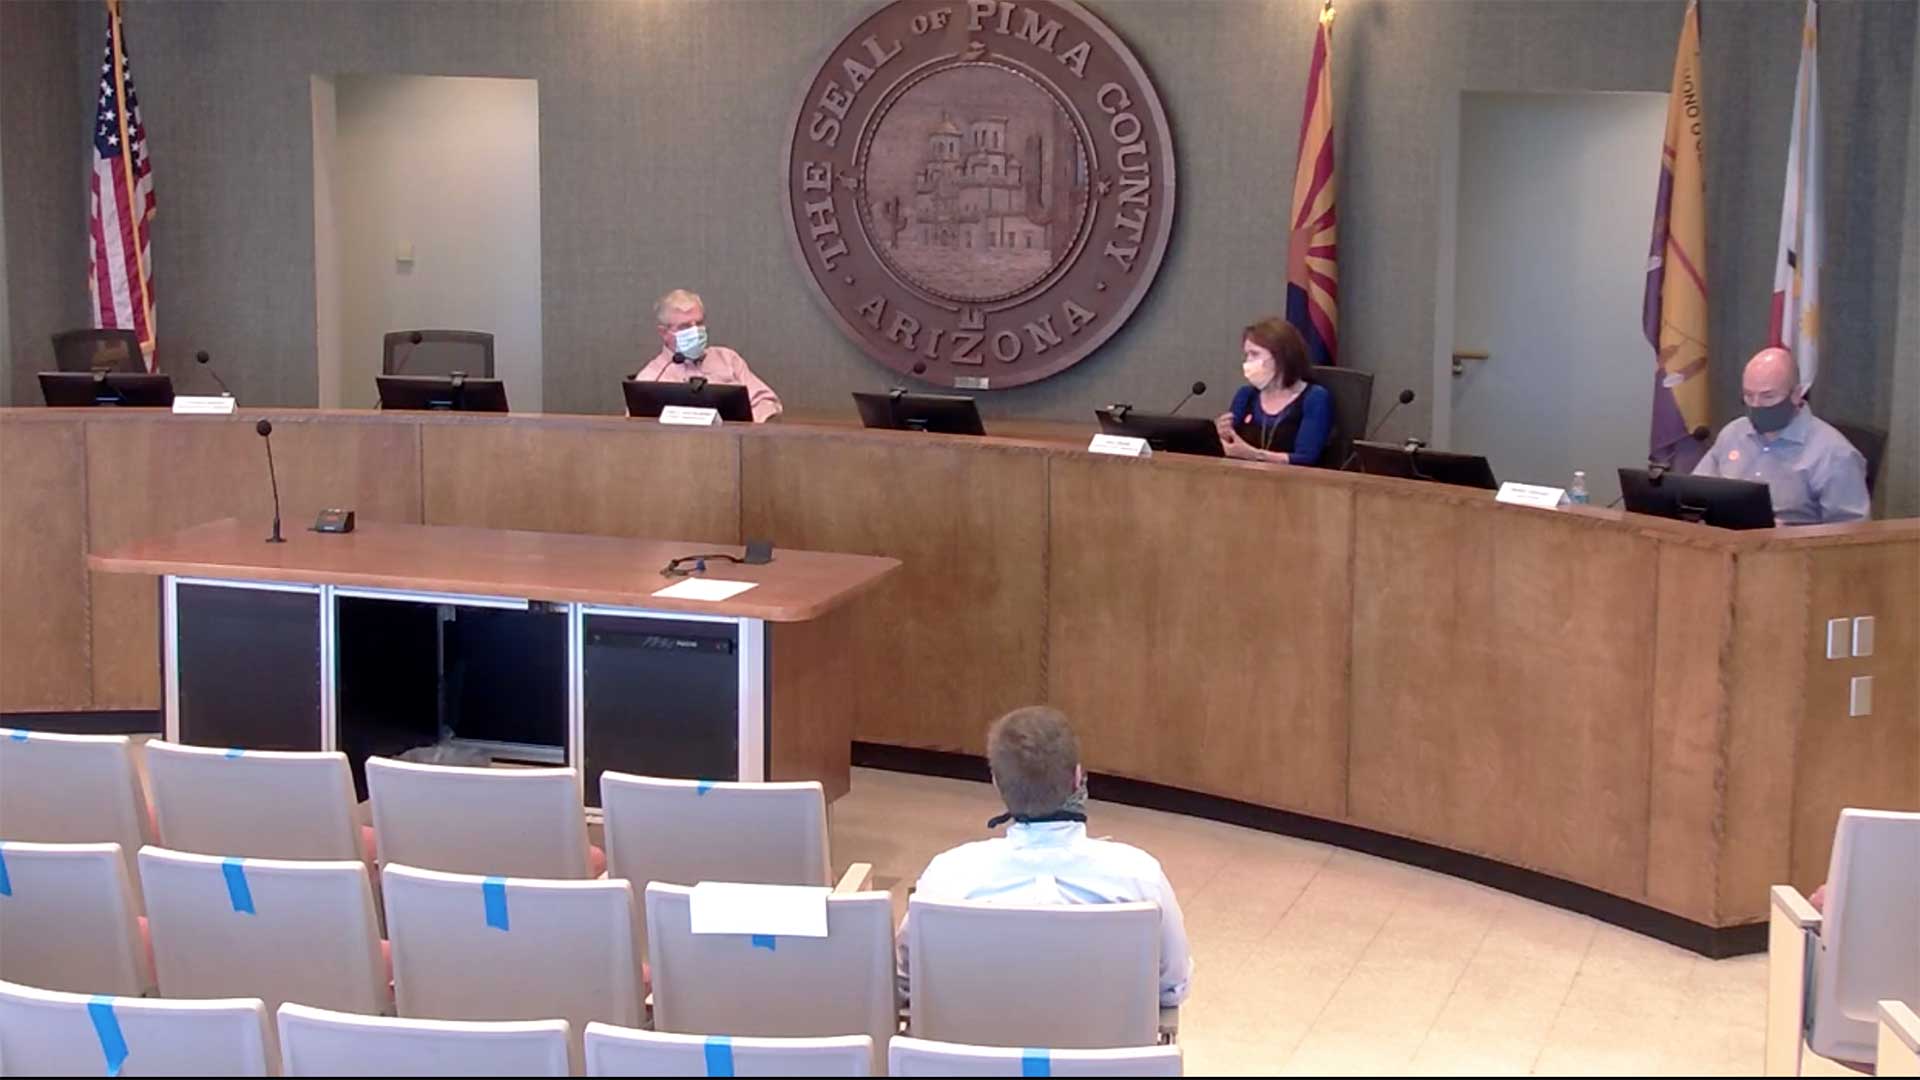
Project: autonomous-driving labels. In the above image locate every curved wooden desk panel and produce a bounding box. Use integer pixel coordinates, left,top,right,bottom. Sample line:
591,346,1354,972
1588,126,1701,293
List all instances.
3,407,1914,936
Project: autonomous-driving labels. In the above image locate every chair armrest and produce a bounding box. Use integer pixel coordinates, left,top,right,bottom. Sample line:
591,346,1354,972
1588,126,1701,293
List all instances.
1880,1001,1920,1077
834,862,874,894
1770,885,1823,930
1158,1005,1179,1043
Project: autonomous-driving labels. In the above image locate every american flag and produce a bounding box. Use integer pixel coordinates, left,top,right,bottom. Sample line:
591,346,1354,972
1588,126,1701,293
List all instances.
1285,0,1338,367
89,4,156,370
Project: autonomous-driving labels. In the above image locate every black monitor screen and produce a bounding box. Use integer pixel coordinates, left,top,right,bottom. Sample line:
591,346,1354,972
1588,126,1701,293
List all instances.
376,375,509,413
1093,409,1224,457
623,379,754,423
1351,440,1498,490
1618,468,1774,530
852,391,986,436
40,371,175,408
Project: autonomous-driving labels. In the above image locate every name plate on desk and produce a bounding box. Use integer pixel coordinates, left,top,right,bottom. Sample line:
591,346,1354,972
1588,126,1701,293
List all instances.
1496,482,1567,509
171,395,236,415
659,405,722,427
1088,433,1152,459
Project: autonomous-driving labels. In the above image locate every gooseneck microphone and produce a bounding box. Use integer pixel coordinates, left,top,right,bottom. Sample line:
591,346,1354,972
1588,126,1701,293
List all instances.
1340,388,1417,470
256,419,285,544
1167,380,1207,416
195,350,234,397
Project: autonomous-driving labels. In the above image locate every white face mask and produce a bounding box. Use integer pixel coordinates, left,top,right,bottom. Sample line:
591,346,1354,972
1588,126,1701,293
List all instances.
672,325,709,360
1243,358,1275,389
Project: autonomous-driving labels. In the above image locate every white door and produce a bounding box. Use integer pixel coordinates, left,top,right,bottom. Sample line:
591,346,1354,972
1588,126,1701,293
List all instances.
1447,92,1668,506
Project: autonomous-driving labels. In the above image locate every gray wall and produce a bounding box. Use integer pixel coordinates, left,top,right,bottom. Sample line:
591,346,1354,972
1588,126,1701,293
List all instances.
3,0,1915,510
1887,7,1920,520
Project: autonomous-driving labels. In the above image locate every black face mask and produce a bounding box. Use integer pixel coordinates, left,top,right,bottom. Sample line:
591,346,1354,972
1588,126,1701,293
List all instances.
1749,399,1797,434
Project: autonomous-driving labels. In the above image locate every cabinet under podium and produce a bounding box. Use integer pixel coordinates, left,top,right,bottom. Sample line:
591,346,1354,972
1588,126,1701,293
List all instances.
90,519,900,805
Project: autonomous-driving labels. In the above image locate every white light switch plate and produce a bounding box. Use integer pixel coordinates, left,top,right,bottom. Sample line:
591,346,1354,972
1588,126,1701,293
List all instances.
1827,618,1850,660
1849,675,1873,717
1852,616,1875,658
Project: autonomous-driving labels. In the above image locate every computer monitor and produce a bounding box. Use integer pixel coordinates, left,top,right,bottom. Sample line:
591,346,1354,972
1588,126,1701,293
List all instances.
852,391,986,436
1618,467,1774,530
39,371,175,407
1350,440,1498,490
1093,408,1224,457
375,374,509,413
624,379,754,423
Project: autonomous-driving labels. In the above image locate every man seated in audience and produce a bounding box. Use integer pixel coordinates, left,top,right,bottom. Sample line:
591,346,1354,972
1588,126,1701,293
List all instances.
896,705,1193,1006
634,288,784,422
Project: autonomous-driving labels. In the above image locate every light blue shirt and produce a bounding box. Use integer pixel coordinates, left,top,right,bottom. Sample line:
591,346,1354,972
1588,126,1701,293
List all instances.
897,820,1193,1006
1692,408,1870,525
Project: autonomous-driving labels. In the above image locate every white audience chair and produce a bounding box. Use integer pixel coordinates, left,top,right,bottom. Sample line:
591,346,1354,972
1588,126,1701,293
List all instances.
1880,1001,1920,1077
1767,809,1920,1075
384,863,641,1069
278,1002,569,1077
145,741,365,862
367,757,592,878
0,841,152,996
0,729,153,906
889,1036,1184,1076
0,979,269,1076
645,881,896,1071
139,846,386,1014
907,897,1161,1049
584,1024,872,1077
600,774,832,887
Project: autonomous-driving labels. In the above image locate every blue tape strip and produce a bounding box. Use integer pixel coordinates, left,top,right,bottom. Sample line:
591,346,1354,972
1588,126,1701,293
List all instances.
0,848,11,896
695,780,715,795
223,747,245,759
483,877,510,931
88,996,129,1077
221,858,255,914
1022,1048,1050,1077
704,1035,735,1077
750,934,776,951
6,729,26,741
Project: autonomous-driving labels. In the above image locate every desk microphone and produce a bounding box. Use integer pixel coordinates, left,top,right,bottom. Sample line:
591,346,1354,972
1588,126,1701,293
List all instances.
1167,380,1207,415
890,361,929,401
195,350,234,397
256,419,285,544
687,375,710,393
1340,388,1417,469
394,331,425,375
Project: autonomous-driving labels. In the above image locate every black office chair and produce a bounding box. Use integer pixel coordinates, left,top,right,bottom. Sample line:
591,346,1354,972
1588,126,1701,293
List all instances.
51,328,145,373
1831,422,1886,495
382,330,495,377
1310,365,1374,470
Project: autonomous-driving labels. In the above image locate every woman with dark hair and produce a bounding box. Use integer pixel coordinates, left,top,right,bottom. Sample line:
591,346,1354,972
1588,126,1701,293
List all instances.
1214,316,1334,466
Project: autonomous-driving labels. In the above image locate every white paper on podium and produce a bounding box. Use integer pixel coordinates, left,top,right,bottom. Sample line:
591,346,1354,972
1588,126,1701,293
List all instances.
171,395,236,415
688,882,830,938
652,577,759,602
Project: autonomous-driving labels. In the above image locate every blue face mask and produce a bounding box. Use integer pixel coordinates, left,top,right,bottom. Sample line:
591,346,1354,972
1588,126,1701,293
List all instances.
1749,399,1796,434
672,325,709,361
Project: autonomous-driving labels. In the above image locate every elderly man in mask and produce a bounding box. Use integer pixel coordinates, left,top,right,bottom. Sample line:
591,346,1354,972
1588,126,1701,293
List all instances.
634,288,783,422
1692,346,1869,524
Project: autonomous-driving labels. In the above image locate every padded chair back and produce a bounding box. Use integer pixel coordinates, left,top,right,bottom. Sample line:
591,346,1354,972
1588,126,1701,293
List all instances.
601,774,832,888
0,979,269,1076
51,328,144,373
278,1002,569,1077
384,330,495,377
145,741,361,861
1311,365,1374,469
889,1036,1183,1076
1808,808,1920,1064
1832,422,1887,494
367,757,591,878
0,841,151,995
0,728,153,906
583,1024,873,1077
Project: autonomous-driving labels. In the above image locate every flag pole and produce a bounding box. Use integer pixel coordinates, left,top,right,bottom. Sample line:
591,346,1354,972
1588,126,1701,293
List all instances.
105,0,156,368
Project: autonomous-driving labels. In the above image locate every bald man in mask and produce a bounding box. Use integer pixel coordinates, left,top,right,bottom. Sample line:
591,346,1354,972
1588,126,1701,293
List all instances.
1692,347,1870,525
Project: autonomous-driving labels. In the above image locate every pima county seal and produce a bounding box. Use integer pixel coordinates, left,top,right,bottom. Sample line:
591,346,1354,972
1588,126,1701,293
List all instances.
785,1,1175,389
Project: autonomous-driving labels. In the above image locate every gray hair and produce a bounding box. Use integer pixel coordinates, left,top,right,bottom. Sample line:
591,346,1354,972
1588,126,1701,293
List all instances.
986,706,1080,817
654,289,704,326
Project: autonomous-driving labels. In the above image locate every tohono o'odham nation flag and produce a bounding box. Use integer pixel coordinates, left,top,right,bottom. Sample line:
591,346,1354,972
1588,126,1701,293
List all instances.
1286,1,1338,368
1643,0,1711,469
88,0,157,370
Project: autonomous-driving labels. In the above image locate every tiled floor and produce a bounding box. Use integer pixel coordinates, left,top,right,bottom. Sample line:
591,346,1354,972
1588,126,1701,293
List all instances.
831,766,1769,1077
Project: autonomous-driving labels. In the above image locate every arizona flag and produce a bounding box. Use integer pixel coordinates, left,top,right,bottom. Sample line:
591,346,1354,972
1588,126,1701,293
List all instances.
1770,0,1823,391
1285,1,1338,367
1644,0,1711,468
88,0,157,370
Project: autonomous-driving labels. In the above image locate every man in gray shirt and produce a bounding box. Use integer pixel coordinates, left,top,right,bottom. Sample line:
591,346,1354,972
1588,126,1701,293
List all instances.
1693,347,1870,525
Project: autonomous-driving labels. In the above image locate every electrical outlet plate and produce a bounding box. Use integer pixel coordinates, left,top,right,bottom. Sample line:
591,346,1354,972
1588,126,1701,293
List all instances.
1827,618,1850,660
1850,675,1873,717
1852,616,1875,658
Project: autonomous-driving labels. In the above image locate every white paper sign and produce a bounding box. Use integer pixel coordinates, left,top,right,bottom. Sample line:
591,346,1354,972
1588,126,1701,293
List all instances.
659,405,722,427
171,395,236,415
1496,482,1568,509
688,882,830,939
1088,433,1152,458
652,577,759,602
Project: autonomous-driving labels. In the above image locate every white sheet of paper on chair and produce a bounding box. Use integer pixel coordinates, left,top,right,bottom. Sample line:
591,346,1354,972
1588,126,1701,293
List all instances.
688,882,831,938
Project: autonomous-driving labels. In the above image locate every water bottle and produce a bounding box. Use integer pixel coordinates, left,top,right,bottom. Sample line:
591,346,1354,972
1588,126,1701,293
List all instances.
1569,470,1590,505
